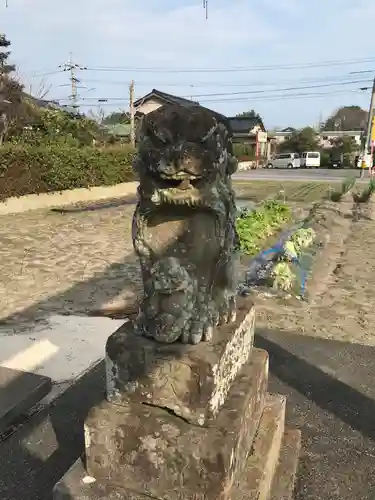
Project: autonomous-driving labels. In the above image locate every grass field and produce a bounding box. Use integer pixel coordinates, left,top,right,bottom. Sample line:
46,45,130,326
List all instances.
233,180,340,203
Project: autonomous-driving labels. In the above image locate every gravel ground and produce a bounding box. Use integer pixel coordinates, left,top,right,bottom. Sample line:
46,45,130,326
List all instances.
255,214,375,346
0,203,142,327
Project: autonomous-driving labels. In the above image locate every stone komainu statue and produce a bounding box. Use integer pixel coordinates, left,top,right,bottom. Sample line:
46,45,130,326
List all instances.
132,104,239,344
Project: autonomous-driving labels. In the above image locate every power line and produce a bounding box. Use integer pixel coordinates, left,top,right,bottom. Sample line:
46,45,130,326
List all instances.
183,79,372,98
63,88,367,108
81,56,375,74
78,72,371,88
54,78,371,103
199,89,366,104
31,69,66,78
25,56,375,79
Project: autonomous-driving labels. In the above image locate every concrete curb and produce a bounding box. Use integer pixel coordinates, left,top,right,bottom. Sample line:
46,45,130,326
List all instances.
0,181,139,215
0,366,52,435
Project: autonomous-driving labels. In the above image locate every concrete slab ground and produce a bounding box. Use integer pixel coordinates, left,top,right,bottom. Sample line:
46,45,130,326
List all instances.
0,315,125,384
0,315,125,435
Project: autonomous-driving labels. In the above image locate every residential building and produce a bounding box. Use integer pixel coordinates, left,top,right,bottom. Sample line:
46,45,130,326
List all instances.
228,115,271,157
318,130,363,149
272,127,297,145
102,123,131,142
134,89,199,115
272,127,363,150
134,89,274,158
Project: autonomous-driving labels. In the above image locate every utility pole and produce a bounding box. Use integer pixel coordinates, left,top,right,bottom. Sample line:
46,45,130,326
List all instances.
203,0,208,18
129,80,135,147
360,77,375,178
0,49,11,145
58,53,87,110
364,77,375,153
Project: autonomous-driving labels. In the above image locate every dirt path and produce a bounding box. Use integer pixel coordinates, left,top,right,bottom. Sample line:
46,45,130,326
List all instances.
0,202,142,326
255,216,375,346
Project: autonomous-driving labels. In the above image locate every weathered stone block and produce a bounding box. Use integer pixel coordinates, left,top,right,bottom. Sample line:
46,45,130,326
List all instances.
270,429,302,500
53,457,152,499
233,394,286,500
106,295,255,426
84,348,268,500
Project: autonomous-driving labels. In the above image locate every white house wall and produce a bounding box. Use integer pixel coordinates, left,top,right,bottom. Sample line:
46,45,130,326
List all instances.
135,98,163,115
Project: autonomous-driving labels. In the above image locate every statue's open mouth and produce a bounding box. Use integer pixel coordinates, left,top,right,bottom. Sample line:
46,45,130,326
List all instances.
150,171,204,190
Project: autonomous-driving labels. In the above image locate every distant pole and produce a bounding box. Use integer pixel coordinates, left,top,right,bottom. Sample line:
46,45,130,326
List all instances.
361,77,375,178
0,51,10,145
129,80,135,147
203,0,208,18
58,53,87,111
69,53,78,109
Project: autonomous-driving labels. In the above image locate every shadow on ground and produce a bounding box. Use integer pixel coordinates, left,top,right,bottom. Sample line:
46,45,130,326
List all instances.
0,361,106,500
0,253,142,331
255,329,375,500
50,194,137,214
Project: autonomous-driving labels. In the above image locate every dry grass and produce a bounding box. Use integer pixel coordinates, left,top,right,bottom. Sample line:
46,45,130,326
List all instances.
233,181,341,203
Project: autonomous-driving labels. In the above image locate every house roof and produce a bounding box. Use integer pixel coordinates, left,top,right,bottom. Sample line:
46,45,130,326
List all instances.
281,126,296,132
134,89,199,108
227,116,265,134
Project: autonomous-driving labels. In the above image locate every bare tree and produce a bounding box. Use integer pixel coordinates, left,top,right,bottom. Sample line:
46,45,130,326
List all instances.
28,76,52,100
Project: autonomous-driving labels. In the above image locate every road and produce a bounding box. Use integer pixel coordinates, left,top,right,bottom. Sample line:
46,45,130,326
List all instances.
234,168,370,183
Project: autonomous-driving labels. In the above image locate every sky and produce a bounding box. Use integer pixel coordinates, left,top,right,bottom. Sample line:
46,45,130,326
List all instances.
2,0,375,128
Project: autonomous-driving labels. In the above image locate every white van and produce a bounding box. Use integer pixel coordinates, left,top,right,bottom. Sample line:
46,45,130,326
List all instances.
267,153,300,169
301,152,320,168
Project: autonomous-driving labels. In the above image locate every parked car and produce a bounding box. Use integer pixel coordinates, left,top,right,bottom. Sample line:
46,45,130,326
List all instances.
300,151,321,168
267,153,300,169
328,157,342,169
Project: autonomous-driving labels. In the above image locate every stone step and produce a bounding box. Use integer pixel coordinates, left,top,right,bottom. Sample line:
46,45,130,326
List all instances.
234,393,286,500
53,429,301,500
53,456,157,499
270,429,302,500
0,366,52,434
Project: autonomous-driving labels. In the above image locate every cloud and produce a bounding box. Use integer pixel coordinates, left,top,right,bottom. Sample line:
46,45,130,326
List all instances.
3,0,375,127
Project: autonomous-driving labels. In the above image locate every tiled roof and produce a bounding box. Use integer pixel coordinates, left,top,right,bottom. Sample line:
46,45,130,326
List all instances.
134,89,199,108
227,116,265,134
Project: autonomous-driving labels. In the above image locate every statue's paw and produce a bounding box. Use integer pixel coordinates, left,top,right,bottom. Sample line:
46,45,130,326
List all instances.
202,324,214,342
180,317,213,345
217,294,237,326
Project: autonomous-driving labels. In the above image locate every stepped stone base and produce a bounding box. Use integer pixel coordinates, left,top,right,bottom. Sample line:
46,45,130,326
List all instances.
53,394,301,500
53,298,301,500
234,394,286,500
270,429,302,500
83,349,268,499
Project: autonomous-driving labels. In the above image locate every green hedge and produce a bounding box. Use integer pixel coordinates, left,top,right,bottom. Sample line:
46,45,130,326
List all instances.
233,143,256,160
0,144,137,201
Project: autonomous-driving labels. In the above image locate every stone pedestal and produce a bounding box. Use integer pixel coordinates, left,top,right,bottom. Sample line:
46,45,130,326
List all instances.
53,297,301,499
